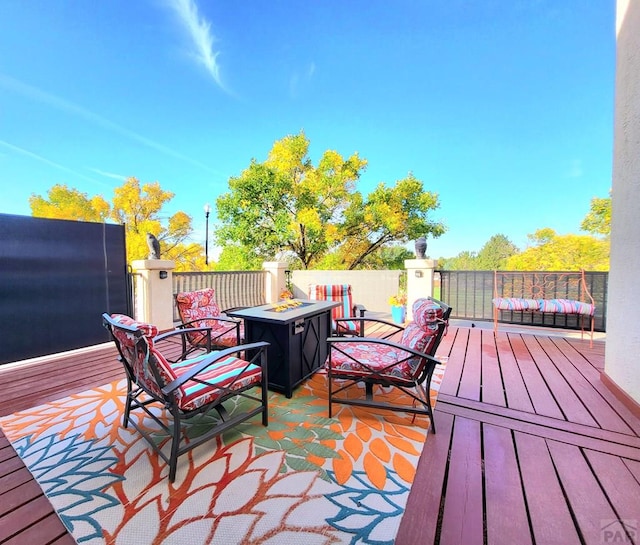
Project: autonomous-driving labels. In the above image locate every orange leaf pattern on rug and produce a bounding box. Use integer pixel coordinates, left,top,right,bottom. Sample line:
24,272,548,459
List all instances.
0,365,446,544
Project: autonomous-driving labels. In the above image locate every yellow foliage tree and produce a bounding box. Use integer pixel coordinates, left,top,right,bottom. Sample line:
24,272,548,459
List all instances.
30,178,205,271
29,184,110,223
505,228,609,271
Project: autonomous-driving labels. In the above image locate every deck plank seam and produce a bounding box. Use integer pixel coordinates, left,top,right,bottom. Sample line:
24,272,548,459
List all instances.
435,400,640,460
508,426,537,545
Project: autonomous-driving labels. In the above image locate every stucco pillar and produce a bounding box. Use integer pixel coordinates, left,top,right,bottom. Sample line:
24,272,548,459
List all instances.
131,259,176,331
404,259,438,321
604,0,640,408
262,261,288,303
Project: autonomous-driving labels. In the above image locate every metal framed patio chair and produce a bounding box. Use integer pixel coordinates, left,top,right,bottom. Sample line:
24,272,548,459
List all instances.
102,313,269,482
308,283,367,336
174,288,244,360
326,296,451,433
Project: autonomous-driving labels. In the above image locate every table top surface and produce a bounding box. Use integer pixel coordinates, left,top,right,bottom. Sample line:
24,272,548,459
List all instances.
226,299,340,324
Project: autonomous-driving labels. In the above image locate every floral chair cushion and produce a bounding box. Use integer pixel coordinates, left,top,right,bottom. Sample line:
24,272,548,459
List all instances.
109,314,261,412
175,288,243,347
327,298,444,383
109,314,171,399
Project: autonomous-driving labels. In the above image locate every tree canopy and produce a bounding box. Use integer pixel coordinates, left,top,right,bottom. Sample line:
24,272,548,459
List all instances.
580,193,611,237
30,178,205,271
29,184,110,223
215,132,445,269
505,228,609,271
439,234,519,270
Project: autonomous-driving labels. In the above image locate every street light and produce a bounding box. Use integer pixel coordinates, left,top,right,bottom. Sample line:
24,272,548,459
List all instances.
204,203,211,265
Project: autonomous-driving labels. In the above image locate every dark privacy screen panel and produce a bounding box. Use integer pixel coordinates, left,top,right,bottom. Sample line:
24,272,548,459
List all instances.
0,214,129,364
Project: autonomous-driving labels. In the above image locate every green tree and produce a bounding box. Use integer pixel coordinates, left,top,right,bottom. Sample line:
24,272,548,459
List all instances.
580,193,611,237
216,244,263,271
476,234,519,270
216,132,445,269
505,228,609,271
439,250,479,270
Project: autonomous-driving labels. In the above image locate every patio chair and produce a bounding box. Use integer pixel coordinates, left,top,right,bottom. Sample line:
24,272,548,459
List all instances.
174,288,244,360
326,296,451,433
308,283,366,336
102,313,269,482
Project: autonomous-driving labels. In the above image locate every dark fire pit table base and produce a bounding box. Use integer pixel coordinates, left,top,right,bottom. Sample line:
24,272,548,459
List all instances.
226,300,340,398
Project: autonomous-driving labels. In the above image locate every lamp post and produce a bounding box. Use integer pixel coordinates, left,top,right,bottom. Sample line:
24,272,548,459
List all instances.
204,203,211,266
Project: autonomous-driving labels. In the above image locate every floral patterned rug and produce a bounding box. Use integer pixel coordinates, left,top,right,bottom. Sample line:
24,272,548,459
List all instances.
0,366,445,545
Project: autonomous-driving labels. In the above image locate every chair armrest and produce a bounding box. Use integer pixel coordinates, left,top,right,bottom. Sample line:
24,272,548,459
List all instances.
155,325,212,343
334,316,404,339
177,316,241,329
222,306,248,315
162,341,270,394
353,304,367,317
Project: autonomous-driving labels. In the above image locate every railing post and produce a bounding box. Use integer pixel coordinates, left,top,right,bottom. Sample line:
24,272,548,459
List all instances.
262,261,288,304
404,258,438,321
131,259,176,331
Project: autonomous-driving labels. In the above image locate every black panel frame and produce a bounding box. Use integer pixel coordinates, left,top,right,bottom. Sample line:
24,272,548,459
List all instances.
0,214,130,364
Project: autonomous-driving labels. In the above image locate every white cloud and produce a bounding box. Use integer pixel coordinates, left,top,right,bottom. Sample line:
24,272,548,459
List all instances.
88,168,128,181
0,73,218,174
0,140,110,188
167,0,225,90
289,61,316,98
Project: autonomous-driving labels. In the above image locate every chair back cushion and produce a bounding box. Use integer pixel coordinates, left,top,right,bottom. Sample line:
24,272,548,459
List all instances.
108,314,176,399
175,288,222,322
309,284,358,333
175,288,242,347
399,298,444,365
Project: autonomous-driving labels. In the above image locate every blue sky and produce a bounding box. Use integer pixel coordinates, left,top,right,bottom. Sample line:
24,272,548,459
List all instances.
0,0,615,260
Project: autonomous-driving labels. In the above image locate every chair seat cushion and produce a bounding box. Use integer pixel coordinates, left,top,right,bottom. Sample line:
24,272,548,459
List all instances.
163,351,262,412
328,342,425,383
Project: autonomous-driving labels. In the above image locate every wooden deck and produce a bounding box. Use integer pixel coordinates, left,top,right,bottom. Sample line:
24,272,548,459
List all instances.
397,327,640,545
1,325,639,544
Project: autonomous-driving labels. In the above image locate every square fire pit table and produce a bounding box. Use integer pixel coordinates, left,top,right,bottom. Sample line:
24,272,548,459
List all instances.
226,300,340,398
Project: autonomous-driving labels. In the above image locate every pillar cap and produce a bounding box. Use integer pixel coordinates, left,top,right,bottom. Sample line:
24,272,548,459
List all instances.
404,258,438,268
131,259,176,271
262,261,289,270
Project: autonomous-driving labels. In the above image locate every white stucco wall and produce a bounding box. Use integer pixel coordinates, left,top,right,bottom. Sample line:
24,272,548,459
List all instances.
605,0,640,402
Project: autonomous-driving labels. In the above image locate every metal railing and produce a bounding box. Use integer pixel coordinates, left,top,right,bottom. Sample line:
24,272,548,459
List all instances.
438,270,608,332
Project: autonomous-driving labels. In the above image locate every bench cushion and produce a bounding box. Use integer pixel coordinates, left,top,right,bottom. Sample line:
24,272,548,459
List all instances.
492,297,539,311
493,297,595,316
538,298,595,316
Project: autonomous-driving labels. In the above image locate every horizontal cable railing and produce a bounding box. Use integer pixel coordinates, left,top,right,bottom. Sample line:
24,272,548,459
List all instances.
438,270,607,332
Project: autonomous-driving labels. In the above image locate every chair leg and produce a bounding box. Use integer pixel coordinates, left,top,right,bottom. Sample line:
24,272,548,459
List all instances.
327,370,334,418
123,378,133,428
168,408,182,483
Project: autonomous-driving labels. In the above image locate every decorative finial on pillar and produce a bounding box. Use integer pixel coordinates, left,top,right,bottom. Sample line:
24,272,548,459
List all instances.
414,236,427,259
147,233,161,259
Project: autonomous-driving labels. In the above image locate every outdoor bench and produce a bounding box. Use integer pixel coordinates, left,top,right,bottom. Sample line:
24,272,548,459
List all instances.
492,269,595,346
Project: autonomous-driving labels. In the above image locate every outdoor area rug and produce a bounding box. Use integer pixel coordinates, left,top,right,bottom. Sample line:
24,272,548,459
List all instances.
0,365,445,545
